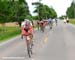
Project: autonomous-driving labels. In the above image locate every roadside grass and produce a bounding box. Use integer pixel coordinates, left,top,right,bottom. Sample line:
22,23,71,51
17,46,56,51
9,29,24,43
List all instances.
69,19,75,25
0,21,38,42
0,26,21,42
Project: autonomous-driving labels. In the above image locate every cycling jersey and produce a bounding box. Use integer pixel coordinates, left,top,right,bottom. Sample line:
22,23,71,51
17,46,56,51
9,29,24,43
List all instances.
39,21,44,26
21,20,33,36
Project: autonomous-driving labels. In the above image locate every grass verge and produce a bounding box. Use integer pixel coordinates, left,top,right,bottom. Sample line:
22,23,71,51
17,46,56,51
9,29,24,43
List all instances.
69,19,75,25
0,26,21,42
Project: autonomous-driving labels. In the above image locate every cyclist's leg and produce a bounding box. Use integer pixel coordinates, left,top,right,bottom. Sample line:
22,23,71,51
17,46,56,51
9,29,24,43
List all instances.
41,26,43,31
40,24,44,32
49,22,52,29
29,34,33,46
37,24,40,30
42,25,44,32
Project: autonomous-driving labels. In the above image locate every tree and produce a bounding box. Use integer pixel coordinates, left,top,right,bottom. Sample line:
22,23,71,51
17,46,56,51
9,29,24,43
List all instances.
66,2,75,18
0,0,31,24
59,15,67,19
32,2,57,20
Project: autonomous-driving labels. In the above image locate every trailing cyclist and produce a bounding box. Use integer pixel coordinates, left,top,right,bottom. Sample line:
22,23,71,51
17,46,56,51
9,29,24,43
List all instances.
48,18,53,29
39,19,45,32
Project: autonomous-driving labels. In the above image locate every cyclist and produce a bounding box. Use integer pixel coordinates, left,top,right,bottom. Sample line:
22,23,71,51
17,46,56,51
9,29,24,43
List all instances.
21,19,34,57
66,17,69,23
48,18,53,29
63,18,66,24
21,19,33,45
39,19,45,32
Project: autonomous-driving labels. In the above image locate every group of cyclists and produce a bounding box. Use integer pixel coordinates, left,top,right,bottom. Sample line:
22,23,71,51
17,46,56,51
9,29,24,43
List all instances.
37,18,55,31
20,17,70,58
20,18,57,58
21,18,57,37
63,17,69,24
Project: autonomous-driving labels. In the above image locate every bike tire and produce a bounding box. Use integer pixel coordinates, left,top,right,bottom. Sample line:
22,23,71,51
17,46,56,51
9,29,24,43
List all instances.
27,40,32,58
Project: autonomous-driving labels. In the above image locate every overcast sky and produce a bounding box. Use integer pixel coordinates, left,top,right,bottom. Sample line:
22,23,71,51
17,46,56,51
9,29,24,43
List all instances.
26,0,72,17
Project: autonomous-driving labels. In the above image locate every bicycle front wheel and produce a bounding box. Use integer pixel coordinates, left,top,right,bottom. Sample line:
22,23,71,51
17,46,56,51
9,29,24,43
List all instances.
27,40,32,58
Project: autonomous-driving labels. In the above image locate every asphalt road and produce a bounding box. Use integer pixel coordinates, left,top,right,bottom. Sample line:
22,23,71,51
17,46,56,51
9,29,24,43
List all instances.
0,20,75,60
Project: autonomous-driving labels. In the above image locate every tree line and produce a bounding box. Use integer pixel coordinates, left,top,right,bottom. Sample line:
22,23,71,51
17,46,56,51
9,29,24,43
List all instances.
66,1,75,19
32,2,57,20
0,0,57,24
0,0,31,24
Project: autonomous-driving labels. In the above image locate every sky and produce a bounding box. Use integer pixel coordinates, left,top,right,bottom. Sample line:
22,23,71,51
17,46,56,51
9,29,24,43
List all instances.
26,0,72,17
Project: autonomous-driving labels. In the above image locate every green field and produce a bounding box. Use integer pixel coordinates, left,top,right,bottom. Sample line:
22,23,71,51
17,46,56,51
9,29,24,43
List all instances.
69,19,75,25
0,26,21,42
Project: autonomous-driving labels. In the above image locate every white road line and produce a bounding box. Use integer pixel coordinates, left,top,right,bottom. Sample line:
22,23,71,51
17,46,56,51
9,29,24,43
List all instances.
44,37,48,43
2,57,25,59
